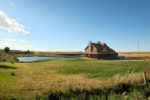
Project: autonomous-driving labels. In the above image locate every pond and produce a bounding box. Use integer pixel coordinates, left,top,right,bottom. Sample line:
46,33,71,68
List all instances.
17,56,74,62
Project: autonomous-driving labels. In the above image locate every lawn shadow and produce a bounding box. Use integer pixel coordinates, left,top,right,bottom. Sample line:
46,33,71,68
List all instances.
0,65,17,69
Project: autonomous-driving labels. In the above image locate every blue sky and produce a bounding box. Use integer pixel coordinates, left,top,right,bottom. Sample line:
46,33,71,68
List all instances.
0,0,150,51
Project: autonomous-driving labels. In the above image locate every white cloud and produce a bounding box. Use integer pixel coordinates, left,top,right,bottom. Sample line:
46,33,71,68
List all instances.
3,38,16,42
19,39,26,43
1,38,31,50
0,11,30,35
3,38,26,43
1,42,32,50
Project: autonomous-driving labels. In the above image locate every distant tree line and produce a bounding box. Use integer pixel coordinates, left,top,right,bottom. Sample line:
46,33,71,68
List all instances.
25,50,34,54
3,47,33,54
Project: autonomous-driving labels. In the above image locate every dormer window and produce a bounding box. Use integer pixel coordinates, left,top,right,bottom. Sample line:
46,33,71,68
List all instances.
103,48,107,52
93,48,95,52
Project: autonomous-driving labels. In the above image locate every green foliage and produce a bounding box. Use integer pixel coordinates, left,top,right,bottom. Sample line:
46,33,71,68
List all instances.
4,47,10,53
25,50,31,54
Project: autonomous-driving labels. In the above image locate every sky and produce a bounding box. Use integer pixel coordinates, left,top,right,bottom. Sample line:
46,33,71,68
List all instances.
0,0,150,52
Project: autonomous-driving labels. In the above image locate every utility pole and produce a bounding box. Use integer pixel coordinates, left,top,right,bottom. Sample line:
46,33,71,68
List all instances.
138,40,140,57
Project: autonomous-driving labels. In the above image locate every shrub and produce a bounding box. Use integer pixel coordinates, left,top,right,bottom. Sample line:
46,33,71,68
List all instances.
11,62,14,64
2,59,6,62
4,47,10,53
25,50,30,54
11,72,16,76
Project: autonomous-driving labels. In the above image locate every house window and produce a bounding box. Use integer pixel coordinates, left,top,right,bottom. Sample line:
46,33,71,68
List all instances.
103,48,107,52
93,48,95,52
92,47,96,52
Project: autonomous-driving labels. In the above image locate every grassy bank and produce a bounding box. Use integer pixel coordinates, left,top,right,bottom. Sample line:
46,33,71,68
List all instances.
0,50,18,62
0,58,150,99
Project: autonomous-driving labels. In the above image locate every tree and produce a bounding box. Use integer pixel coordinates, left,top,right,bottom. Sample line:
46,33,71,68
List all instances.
4,47,10,53
25,50,30,54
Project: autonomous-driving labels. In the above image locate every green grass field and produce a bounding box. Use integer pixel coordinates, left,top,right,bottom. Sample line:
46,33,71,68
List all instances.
0,58,150,100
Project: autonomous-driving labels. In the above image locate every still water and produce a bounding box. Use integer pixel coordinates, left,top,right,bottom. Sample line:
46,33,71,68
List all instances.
17,56,72,62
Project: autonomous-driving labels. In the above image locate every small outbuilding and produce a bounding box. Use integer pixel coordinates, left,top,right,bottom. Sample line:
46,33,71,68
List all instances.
85,41,118,59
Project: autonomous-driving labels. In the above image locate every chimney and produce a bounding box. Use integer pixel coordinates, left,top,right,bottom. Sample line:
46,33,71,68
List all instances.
89,40,92,53
97,41,100,44
89,40,91,44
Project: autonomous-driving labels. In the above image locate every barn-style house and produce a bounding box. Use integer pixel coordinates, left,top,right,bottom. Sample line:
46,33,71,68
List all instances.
85,41,118,59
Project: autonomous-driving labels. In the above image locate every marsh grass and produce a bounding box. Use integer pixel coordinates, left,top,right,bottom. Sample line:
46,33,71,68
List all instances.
38,73,150,100
119,52,150,58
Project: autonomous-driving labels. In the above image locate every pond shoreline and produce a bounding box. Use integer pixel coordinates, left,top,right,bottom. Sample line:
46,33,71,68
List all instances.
17,56,78,62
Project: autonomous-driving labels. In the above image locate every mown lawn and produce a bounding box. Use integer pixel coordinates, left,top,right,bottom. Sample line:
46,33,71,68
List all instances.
0,58,149,99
